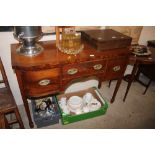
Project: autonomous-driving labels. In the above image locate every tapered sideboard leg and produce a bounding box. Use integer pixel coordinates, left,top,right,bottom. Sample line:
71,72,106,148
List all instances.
23,98,34,128
111,78,122,103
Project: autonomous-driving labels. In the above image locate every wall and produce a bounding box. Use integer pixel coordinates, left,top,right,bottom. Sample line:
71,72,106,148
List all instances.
107,26,143,44
138,26,155,45
0,26,155,105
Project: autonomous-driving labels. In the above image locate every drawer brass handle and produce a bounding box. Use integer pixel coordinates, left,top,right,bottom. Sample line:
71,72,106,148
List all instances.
113,66,121,72
67,68,78,75
38,79,51,86
93,64,103,70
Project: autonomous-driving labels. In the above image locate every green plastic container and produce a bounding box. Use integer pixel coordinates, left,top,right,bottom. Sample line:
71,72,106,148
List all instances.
56,87,108,125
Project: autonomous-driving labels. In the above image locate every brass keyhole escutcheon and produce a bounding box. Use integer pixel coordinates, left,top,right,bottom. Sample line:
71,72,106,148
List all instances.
67,68,78,75
113,66,121,72
93,64,103,70
38,79,51,86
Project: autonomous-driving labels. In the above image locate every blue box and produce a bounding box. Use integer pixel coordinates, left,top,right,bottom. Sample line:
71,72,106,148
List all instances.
31,96,60,128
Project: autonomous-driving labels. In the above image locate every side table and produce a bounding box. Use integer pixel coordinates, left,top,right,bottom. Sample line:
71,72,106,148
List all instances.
123,47,155,101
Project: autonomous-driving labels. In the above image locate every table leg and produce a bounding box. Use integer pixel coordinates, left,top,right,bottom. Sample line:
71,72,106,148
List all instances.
23,97,34,128
15,70,34,128
4,116,10,129
98,80,102,89
111,78,122,103
123,63,139,102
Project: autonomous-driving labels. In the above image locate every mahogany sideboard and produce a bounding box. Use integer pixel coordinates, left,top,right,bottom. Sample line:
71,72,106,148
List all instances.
11,40,130,128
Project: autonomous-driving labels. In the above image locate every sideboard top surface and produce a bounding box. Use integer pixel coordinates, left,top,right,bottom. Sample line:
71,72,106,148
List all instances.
11,40,129,70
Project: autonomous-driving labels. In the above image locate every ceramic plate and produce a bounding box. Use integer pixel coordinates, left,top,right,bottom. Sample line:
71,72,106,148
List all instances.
132,50,151,56
67,96,83,110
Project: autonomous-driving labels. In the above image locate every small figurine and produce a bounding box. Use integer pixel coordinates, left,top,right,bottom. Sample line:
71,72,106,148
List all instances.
35,97,55,117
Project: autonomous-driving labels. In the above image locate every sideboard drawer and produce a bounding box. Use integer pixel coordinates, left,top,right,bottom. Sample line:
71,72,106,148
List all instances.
62,60,107,79
105,57,128,80
22,68,60,97
23,68,60,81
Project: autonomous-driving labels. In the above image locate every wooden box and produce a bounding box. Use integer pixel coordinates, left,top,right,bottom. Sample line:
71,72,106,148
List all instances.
81,29,132,51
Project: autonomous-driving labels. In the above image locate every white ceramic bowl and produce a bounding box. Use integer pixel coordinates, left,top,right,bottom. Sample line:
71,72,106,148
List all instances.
67,96,83,110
